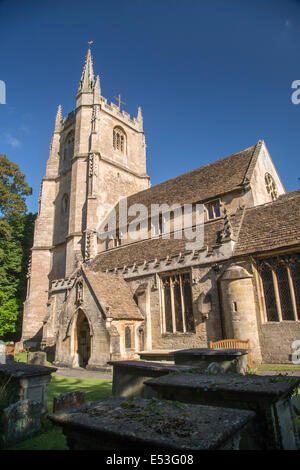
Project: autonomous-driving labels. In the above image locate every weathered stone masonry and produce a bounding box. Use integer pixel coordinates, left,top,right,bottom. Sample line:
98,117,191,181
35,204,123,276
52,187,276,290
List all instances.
22,48,300,367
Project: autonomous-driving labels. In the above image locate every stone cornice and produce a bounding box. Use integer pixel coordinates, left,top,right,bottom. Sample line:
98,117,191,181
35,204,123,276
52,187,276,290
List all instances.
50,277,76,292
75,101,143,132
100,240,234,280
66,232,83,239
31,246,53,251
43,167,72,182
99,154,149,180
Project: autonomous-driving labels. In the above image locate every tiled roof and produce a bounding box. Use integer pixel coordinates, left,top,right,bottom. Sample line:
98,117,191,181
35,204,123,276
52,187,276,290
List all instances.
112,142,261,227
91,218,226,272
234,190,300,256
83,267,143,320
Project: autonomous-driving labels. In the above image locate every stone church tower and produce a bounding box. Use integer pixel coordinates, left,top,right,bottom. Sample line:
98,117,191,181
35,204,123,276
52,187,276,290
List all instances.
22,49,150,344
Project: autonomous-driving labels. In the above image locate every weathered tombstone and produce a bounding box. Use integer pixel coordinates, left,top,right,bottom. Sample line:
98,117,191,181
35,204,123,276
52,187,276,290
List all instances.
173,348,249,375
108,360,199,398
0,341,6,365
144,372,300,450
14,341,24,354
1,399,42,448
49,396,257,450
27,351,47,366
0,362,57,415
53,391,86,413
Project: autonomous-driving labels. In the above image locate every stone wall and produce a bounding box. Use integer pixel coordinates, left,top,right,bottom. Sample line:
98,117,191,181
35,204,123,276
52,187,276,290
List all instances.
259,322,300,363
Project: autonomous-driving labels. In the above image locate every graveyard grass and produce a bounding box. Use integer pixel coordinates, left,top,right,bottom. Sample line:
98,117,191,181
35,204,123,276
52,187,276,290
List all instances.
4,375,112,450
4,353,299,449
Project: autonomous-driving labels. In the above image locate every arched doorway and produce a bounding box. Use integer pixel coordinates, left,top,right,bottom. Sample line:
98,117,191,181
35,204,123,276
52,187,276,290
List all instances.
76,311,91,368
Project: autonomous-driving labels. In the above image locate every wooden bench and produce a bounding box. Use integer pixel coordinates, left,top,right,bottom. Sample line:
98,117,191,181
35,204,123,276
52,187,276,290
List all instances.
209,339,253,369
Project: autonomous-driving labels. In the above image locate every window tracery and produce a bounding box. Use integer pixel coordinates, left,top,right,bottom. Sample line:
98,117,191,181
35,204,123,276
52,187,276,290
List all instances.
113,127,126,154
265,173,278,201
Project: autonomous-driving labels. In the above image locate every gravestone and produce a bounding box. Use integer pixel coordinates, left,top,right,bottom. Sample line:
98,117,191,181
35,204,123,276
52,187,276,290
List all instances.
144,372,300,449
53,391,86,413
108,360,199,398
1,399,42,448
0,341,5,365
0,362,57,415
27,351,47,366
49,396,257,450
173,348,249,374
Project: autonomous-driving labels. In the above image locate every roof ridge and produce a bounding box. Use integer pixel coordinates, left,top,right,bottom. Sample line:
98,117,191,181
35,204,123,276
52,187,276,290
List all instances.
241,189,300,213
241,139,264,185
125,143,258,203
232,207,247,254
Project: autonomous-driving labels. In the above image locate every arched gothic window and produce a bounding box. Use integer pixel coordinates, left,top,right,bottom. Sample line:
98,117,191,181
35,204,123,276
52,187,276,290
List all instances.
61,194,69,214
113,126,126,154
63,131,75,161
259,258,300,322
265,173,278,201
125,326,132,349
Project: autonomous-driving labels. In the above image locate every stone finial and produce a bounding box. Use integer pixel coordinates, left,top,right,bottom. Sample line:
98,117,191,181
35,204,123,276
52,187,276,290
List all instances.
94,74,101,104
54,105,62,132
137,106,143,131
218,208,235,243
78,48,95,93
137,106,143,122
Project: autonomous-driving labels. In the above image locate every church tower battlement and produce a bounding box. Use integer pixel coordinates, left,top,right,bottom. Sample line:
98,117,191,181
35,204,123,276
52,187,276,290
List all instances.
21,48,150,345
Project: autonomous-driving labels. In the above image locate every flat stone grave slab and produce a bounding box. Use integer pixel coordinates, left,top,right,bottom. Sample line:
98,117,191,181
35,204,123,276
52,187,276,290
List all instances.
108,360,199,398
138,350,175,362
145,372,300,450
173,348,249,374
0,362,57,415
48,396,256,450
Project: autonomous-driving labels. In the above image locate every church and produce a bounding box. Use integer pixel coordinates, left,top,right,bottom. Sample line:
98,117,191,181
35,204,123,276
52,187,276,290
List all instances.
21,49,300,369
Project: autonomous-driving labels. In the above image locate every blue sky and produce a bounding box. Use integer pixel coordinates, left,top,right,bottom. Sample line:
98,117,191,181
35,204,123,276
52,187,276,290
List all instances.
0,0,300,213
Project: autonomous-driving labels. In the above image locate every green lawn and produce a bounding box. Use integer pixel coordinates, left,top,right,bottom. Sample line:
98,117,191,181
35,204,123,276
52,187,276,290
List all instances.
14,351,54,366
4,353,299,449
257,363,300,371
4,375,112,450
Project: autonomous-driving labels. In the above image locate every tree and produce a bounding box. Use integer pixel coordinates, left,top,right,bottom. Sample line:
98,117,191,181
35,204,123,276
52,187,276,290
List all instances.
0,155,35,340
0,154,32,240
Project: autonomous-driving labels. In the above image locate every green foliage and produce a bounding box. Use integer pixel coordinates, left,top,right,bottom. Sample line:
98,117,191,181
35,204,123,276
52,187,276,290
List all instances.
0,293,21,336
0,154,32,230
0,155,35,341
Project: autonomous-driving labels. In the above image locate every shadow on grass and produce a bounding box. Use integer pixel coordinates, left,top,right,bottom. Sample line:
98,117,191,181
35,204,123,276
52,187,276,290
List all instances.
5,375,112,451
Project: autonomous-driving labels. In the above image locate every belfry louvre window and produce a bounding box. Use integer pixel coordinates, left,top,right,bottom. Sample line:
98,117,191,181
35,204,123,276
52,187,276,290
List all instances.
161,272,195,333
113,127,126,154
259,256,300,322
